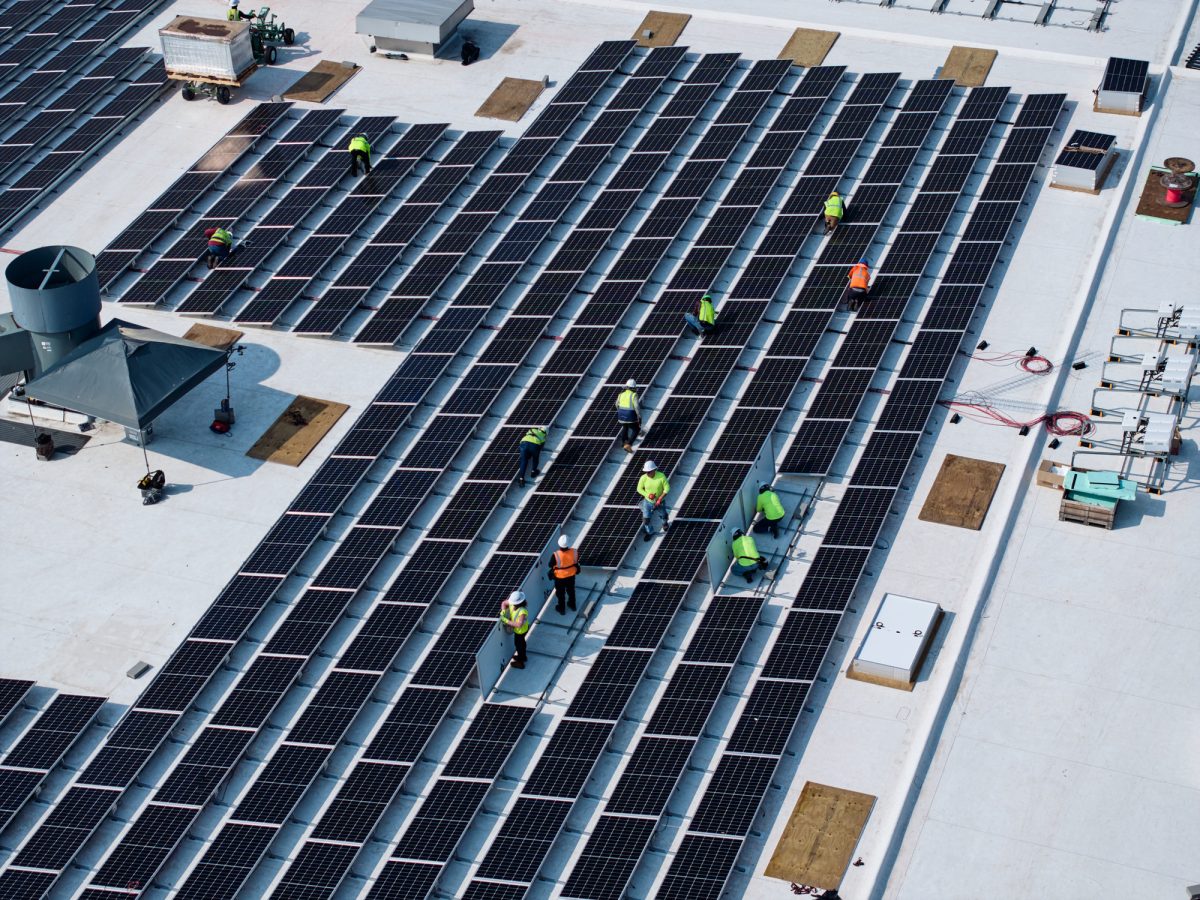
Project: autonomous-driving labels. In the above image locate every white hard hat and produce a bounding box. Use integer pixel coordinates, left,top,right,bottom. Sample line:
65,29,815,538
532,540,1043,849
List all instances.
229,0,238,7
558,534,570,548
625,379,636,389
507,590,526,606
642,460,657,473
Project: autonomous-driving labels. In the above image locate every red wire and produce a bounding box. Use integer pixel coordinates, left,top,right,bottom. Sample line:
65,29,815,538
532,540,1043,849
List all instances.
969,350,1054,375
942,400,1094,436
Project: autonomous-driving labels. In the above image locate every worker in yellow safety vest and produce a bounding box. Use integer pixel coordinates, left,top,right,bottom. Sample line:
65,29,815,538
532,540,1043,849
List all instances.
730,528,768,583
203,226,235,269
517,426,547,487
548,534,581,615
823,190,844,234
500,590,530,668
637,459,671,541
348,133,372,177
227,0,256,20
615,379,641,453
847,258,871,312
754,483,786,538
684,292,718,337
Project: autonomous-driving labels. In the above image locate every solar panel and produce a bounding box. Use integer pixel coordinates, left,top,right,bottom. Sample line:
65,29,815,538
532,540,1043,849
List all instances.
1100,57,1147,94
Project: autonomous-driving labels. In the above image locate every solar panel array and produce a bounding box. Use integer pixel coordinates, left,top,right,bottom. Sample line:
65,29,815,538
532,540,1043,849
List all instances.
0,42,639,900
0,679,33,728
116,110,376,307
548,78,967,900
356,55,821,900
239,129,502,329
0,694,104,831
0,53,169,235
159,45,706,900
456,71,907,900
780,84,1010,475
656,94,1063,900
173,123,450,316
94,103,296,290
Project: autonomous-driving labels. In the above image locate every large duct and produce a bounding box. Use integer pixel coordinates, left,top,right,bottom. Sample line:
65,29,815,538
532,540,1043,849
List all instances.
4,246,102,378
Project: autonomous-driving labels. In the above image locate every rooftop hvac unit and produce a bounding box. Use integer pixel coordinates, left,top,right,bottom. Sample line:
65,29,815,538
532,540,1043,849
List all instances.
357,0,475,56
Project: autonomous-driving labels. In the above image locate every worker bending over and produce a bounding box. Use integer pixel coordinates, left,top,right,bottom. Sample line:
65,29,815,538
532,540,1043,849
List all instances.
823,190,844,234
637,459,670,541
500,590,529,669
348,133,372,177
846,258,871,312
461,37,480,65
616,379,641,453
203,226,237,269
730,528,768,583
227,0,256,20
754,483,786,538
684,292,718,337
517,426,546,487
548,534,581,615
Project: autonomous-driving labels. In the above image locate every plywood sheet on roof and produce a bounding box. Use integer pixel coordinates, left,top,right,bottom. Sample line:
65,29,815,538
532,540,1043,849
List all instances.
247,395,349,466
938,46,997,87
632,10,690,47
779,28,839,67
918,453,1005,529
182,323,243,351
284,60,360,103
476,77,545,121
765,782,876,889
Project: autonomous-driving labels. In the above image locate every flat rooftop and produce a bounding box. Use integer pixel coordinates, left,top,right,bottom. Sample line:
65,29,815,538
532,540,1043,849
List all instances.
0,0,1198,897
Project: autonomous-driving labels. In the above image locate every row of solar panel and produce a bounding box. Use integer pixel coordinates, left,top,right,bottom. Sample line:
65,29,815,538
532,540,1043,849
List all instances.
548,76,959,900
0,42,640,900
351,55,819,900
148,44,709,900
655,94,1064,900
24,43,642,900
779,84,1013,476
446,71,904,900
95,102,297,289
0,54,169,236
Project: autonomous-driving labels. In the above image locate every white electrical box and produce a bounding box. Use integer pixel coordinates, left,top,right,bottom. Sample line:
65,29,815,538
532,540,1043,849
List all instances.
1142,412,1176,454
850,593,941,686
1140,349,1163,372
1160,354,1193,395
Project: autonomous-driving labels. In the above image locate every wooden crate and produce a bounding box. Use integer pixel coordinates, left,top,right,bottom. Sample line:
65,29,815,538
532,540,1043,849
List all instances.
1058,496,1115,530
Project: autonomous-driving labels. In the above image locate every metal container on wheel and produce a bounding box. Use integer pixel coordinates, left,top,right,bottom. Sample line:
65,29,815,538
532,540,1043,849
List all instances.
160,16,259,104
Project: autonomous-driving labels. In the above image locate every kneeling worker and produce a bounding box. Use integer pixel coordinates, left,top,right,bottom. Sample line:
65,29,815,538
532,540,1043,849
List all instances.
683,292,717,337
754,482,786,538
548,534,580,615
823,190,844,234
730,528,768,583
203,226,235,270
847,258,871,312
500,590,529,669
348,133,372,177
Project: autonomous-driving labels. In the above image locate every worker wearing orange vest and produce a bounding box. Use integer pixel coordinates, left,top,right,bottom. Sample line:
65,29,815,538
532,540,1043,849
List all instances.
847,258,871,311
548,534,581,615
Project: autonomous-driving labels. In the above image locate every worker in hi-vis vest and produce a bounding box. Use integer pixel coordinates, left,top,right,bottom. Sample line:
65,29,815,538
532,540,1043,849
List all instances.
615,379,641,453
684,292,718,337
203,226,235,269
517,426,546,487
548,534,581,615
637,459,670,541
823,190,844,234
847,258,871,312
754,483,786,538
730,528,769,583
500,590,530,668
348,133,372,177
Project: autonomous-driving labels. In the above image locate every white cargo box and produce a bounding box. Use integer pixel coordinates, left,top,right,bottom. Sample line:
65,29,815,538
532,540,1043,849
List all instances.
160,16,255,82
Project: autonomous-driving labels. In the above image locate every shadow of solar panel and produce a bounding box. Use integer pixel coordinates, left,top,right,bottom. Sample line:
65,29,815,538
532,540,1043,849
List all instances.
780,418,850,475
762,608,842,679
874,377,942,431
727,678,808,754
579,507,644,567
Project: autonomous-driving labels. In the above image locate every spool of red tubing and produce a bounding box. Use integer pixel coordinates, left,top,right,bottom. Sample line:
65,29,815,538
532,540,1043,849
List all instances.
1165,186,1184,204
